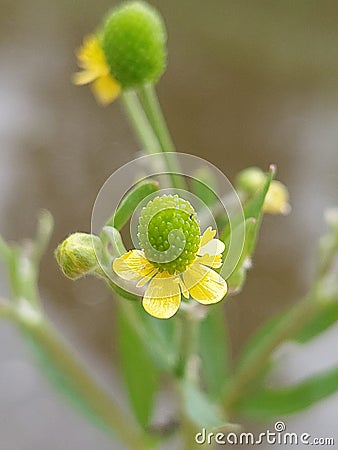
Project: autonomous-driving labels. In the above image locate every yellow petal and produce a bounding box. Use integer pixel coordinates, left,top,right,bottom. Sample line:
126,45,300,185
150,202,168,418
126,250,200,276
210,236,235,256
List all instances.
76,35,108,74
200,227,216,247
198,238,225,257
178,277,189,299
183,263,227,305
136,268,159,287
91,75,121,106
142,272,181,319
198,253,222,268
72,70,98,86
113,250,156,282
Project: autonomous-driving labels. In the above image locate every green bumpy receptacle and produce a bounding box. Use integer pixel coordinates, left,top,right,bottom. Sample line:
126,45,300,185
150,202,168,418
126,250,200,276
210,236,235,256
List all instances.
138,195,200,275
101,1,167,88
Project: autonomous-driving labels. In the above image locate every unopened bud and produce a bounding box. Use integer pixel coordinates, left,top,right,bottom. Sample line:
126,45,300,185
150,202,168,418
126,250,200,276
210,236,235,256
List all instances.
263,180,291,215
55,233,102,280
236,167,266,193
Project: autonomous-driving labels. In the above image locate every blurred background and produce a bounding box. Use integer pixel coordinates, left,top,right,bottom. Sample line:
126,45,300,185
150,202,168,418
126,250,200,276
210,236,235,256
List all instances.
0,0,337,448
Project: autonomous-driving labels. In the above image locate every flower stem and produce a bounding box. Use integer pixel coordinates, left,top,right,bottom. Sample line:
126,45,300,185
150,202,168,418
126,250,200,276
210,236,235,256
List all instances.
223,295,319,413
138,83,175,153
120,90,162,155
138,83,186,190
177,312,200,382
16,314,154,450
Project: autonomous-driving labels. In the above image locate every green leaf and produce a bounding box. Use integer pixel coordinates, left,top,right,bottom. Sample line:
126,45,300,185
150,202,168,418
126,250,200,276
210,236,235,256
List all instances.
117,304,159,428
294,299,338,343
199,304,229,399
236,366,338,419
32,210,54,265
119,299,178,372
106,179,159,231
225,218,256,292
181,380,226,430
239,297,338,369
20,325,112,434
220,165,275,249
191,168,218,208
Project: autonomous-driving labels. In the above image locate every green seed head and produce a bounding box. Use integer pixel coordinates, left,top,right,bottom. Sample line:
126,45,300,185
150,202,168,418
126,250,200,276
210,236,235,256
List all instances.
102,1,167,88
55,233,102,280
138,195,200,275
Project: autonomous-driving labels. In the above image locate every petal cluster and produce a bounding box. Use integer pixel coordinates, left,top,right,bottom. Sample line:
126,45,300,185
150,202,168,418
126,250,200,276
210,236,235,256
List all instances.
73,35,121,106
113,227,227,319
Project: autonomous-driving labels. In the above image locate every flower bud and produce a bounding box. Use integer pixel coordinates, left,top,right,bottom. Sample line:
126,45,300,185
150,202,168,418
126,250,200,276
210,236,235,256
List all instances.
55,233,102,280
263,180,291,215
102,1,167,88
236,167,266,193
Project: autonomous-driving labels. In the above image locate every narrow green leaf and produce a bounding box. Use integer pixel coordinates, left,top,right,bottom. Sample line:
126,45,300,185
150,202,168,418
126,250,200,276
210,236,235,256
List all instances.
191,168,217,208
220,165,275,247
106,180,159,230
20,326,112,434
294,299,338,343
181,380,226,430
236,366,338,419
199,304,229,399
118,299,178,372
117,304,159,428
239,297,338,369
32,210,54,265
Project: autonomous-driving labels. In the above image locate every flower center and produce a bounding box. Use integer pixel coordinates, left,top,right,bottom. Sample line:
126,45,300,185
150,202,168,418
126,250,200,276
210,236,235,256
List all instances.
138,195,200,275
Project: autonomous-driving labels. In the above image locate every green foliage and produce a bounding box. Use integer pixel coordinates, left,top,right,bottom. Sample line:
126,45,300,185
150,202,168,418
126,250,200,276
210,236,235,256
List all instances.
181,380,226,430
106,180,159,231
117,304,159,428
236,366,338,419
199,304,229,399
102,1,167,88
22,325,110,433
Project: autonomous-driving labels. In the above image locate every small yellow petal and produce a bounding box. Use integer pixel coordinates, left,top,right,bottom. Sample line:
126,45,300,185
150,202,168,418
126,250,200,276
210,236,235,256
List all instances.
72,70,98,86
136,268,159,287
91,75,121,106
198,238,225,257
142,272,181,319
76,35,108,74
183,263,227,305
113,250,155,282
197,253,222,268
200,227,216,247
178,277,189,299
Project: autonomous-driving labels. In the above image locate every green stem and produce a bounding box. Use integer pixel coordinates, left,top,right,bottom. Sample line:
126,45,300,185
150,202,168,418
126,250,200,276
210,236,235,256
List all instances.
176,313,200,382
138,83,176,153
223,296,318,413
138,84,186,190
17,315,154,450
120,90,161,154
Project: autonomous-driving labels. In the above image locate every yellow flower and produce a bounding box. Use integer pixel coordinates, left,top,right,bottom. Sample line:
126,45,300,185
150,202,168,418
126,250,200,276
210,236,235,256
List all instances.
113,227,227,319
73,35,121,106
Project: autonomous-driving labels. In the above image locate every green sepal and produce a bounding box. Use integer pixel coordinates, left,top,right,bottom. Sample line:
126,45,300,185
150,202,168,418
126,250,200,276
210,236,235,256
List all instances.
105,179,159,231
